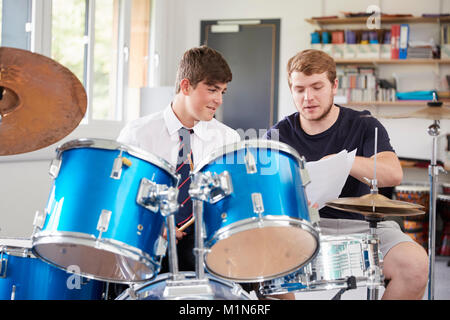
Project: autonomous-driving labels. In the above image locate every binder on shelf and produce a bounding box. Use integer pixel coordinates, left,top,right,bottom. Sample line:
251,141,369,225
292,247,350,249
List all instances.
390,24,400,59
399,24,409,59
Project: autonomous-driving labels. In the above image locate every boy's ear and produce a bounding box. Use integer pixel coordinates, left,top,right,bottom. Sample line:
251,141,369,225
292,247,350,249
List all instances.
180,78,191,95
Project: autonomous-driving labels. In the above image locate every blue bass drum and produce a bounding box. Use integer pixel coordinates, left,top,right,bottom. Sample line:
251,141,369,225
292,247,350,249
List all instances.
32,138,178,283
0,238,105,300
115,272,253,300
192,140,320,282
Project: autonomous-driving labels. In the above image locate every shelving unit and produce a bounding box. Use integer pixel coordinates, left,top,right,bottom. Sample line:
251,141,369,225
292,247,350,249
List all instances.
306,15,450,107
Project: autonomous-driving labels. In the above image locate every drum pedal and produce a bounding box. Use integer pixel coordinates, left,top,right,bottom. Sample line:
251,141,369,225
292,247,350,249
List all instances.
330,276,357,300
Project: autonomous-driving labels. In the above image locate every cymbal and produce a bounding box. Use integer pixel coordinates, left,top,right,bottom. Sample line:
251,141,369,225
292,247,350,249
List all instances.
326,193,426,218
0,47,87,156
326,193,425,210
326,203,425,218
385,105,450,121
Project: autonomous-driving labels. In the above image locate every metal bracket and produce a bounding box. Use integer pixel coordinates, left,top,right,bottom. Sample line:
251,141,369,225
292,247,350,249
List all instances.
0,249,7,278
251,193,264,217
137,178,179,216
245,148,257,174
110,150,125,180
49,158,62,179
189,171,233,204
96,210,112,240
32,210,47,232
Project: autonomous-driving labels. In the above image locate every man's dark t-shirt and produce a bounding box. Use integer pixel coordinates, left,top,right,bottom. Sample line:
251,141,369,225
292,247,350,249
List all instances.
264,105,395,220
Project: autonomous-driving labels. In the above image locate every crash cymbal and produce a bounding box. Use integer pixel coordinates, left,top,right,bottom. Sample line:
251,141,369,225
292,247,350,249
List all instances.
0,47,87,156
326,193,425,210
326,203,425,218
385,105,450,121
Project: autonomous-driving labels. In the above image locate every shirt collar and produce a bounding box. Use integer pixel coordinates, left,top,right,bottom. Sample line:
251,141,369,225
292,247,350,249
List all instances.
163,103,209,140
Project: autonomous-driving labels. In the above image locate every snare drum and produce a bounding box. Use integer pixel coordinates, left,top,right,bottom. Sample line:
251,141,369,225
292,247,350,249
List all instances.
0,238,105,300
115,272,253,300
32,138,178,283
192,140,320,282
259,234,383,296
394,184,429,249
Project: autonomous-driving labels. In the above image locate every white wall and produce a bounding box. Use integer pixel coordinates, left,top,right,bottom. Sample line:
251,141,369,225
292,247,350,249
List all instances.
1,0,449,238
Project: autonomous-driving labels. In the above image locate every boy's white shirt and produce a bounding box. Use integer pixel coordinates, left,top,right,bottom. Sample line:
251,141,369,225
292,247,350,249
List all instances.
117,103,241,169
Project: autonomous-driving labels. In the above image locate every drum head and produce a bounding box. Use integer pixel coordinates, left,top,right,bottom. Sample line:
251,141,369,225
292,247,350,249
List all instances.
33,235,158,283
205,225,318,282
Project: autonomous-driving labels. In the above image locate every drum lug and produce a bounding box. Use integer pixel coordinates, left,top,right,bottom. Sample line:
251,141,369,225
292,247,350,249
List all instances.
110,150,124,180
137,178,179,216
251,193,264,217
189,171,233,204
154,235,168,256
96,209,112,239
49,158,62,179
298,156,311,186
0,249,8,278
245,148,257,174
32,210,47,233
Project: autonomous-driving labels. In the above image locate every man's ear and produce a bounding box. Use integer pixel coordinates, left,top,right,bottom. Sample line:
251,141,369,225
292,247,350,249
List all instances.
180,78,191,95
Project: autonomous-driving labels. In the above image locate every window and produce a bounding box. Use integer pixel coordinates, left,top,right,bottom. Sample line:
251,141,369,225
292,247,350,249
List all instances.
0,0,152,162
50,0,151,123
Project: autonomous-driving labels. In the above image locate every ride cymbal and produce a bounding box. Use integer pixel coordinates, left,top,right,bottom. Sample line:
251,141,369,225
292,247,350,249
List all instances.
385,105,450,121
0,47,87,156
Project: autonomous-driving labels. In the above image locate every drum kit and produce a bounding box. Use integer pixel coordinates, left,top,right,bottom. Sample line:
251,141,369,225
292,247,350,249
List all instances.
0,47,447,300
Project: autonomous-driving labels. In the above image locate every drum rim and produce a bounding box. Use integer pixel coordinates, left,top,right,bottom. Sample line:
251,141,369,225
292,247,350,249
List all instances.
192,139,304,174
55,138,178,181
32,231,160,283
204,216,320,283
438,194,450,200
116,271,253,300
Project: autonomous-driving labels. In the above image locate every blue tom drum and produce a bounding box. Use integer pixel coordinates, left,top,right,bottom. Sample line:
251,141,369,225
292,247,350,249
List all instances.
0,238,105,300
32,138,178,283
191,140,320,282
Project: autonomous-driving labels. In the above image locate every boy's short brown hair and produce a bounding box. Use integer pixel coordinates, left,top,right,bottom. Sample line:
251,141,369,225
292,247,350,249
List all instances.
175,46,232,93
286,49,336,87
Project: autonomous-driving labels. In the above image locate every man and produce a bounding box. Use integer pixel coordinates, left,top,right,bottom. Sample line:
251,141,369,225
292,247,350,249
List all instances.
264,49,428,300
117,45,240,277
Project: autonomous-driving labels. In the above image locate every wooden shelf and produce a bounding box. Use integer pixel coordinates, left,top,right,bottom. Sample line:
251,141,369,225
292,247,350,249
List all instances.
335,58,450,65
343,101,450,107
306,16,450,26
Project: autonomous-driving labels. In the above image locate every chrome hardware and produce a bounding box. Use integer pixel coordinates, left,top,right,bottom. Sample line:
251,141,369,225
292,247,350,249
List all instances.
154,235,168,256
96,210,112,239
298,156,311,186
308,205,320,225
244,148,257,174
110,150,125,179
49,158,62,179
251,193,264,216
137,178,179,216
10,285,16,300
0,249,7,278
32,210,47,233
126,286,138,300
189,171,233,204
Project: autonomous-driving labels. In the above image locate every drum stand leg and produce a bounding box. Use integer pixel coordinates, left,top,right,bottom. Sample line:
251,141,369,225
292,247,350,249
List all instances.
427,121,447,300
365,217,385,301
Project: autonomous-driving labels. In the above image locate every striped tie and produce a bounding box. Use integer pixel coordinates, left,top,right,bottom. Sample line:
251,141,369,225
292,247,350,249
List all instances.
175,127,194,230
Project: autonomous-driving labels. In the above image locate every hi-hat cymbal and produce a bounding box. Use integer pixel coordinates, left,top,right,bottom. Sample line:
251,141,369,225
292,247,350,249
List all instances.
0,47,87,156
326,203,425,218
326,193,424,210
385,105,450,121
326,193,426,218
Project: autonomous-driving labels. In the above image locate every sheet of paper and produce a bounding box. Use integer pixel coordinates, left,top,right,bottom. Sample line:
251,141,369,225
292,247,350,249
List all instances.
304,149,356,209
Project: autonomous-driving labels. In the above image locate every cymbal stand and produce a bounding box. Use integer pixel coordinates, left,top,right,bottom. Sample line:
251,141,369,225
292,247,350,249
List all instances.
363,127,385,300
426,119,447,300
